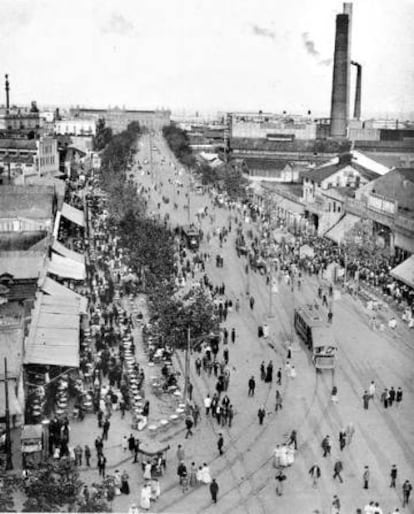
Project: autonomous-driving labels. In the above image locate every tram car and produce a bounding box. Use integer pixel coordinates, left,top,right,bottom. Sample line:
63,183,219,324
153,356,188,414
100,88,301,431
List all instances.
294,304,337,370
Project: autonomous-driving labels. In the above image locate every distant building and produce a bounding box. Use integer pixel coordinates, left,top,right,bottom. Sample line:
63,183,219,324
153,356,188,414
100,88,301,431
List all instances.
55,118,96,136
242,158,300,183
70,107,171,133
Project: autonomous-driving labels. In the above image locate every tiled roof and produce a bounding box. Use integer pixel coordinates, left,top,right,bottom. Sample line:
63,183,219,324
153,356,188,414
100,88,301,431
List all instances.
396,168,414,183
244,158,291,171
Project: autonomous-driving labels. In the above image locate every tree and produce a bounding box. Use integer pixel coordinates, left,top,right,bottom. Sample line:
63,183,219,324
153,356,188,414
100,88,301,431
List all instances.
0,473,21,512
93,118,113,151
22,458,83,512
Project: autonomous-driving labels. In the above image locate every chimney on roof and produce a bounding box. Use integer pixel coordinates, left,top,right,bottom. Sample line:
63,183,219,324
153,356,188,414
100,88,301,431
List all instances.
351,61,362,120
5,74,10,113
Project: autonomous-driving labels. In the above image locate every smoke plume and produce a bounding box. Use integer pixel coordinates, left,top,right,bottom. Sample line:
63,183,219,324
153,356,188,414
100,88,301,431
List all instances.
251,24,276,41
302,32,331,66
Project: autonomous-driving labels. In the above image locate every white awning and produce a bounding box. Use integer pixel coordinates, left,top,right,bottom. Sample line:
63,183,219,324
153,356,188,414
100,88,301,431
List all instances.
24,294,79,367
325,214,361,244
390,255,414,289
40,276,88,314
52,240,85,264
47,253,86,281
61,202,85,227
53,211,61,239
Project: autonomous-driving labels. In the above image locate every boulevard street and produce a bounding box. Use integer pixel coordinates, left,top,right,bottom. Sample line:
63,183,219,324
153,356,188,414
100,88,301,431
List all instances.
111,131,414,513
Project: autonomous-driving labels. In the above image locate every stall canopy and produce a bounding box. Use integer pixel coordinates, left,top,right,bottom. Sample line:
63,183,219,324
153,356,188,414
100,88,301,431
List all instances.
52,240,85,265
325,214,360,244
46,253,86,281
390,255,414,289
40,276,88,314
24,293,80,368
61,202,85,227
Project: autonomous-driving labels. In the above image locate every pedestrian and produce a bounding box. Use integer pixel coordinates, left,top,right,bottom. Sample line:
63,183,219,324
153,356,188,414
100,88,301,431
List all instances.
333,460,343,483
265,360,273,383
339,429,346,451
74,444,83,466
231,328,236,343
177,444,185,462
260,361,266,381
402,480,412,507
185,416,194,439
177,460,187,486
188,381,193,401
389,386,396,406
248,376,256,396
257,406,266,425
363,466,369,489
217,433,224,456
193,403,200,427
120,470,130,494
133,438,140,463
228,404,234,428
309,464,321,488
396,387,403,407
287,345,292,360
128,433,135,452
331,495,341,514
328,310,333,324
369,380,376,400
276,368,282,385
189,462,197,487
275,470,287,496
97,454,106,477
331,386,338,403
345,423,355,446
84,445,91,467
381,388,389,408
210,478,219,503
102,418,110,440
275,390,283,412
390,464,397,488
204,394,212,415
249,296,255,310
223,348,229,365
362,390,370,410
321,435,331,457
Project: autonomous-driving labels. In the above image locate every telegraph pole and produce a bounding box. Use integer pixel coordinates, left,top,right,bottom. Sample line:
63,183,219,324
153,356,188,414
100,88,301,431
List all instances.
4,358,13,470
183,327,191,405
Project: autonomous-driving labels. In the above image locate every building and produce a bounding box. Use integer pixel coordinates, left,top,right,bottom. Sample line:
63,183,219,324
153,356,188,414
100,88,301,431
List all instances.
70,107,171,133
0,137,59,183
55,119,96,136
242,158,301,183
0,185,57,250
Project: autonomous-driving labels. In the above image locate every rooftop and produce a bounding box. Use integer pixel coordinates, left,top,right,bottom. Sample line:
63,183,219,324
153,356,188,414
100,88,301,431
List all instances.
0,251,45,280
0,185,55,219
0,139,37,151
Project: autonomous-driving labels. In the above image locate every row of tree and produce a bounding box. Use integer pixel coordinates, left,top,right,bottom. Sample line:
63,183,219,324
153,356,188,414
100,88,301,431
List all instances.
162,123,247,200
99,124,218,350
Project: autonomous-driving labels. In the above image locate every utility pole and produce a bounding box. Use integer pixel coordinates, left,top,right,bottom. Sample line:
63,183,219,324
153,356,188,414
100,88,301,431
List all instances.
183,327,191,405
149,131,154,184
187,188,191,225
4,358,13,470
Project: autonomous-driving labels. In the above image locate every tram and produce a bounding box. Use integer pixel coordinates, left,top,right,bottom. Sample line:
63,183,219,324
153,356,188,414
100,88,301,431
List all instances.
181,226,200,251
294,304,337,370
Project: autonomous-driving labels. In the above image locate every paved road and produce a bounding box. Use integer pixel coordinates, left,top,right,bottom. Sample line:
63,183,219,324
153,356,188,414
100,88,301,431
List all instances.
130,131,414,514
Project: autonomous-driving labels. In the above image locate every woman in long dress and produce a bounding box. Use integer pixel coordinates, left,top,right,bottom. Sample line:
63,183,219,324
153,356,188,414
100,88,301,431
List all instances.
150,478,160,501
113,470,122,496
143,461,152,480
140,483,151,510
120,470,130,494
189,463,197,487
201,463,211,484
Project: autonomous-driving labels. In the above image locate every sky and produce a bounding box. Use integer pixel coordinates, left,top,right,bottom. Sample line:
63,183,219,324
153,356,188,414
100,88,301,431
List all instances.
1,0,413,118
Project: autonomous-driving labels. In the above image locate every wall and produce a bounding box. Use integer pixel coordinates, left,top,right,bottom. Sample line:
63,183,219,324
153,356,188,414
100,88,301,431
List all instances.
37,137,59,176
320,165,367,190
55,119,96,136
232,121,317,140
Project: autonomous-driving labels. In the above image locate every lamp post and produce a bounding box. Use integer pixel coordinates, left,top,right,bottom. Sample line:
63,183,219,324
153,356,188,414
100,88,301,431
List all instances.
4,358,13,470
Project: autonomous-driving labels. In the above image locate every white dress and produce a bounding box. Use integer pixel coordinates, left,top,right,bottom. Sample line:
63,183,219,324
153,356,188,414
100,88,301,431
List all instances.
140,485,151,510
279,446,288,467
201,466,211,484
143,463,152,480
